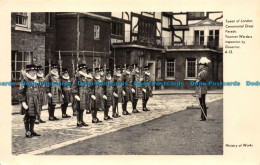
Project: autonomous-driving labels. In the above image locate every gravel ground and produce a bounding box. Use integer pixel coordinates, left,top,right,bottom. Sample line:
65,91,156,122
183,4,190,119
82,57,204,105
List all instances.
44,99,223,155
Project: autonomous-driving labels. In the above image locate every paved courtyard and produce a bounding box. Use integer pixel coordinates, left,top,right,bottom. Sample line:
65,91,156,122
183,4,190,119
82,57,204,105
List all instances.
12,93,223,155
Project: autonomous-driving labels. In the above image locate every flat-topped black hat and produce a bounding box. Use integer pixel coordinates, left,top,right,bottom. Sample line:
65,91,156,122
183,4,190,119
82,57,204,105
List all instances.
62,68,69,73
95,67,100,72
99,67,104,72
106,69,111,74
78,64,87,71
116,66,121,71
51,64,59,69
144,66,149,71
37,65,44,71
26,64,37,71
87,68,92,74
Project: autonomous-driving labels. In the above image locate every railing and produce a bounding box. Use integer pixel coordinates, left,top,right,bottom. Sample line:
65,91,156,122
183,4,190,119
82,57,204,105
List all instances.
162,36,223,50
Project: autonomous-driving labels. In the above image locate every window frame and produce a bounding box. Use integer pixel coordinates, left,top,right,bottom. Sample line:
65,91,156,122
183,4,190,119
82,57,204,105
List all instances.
15,12,31,32
194,30,204,45
94,25,100,40
185,58,197,80
11,51,33,81
165,58,176,80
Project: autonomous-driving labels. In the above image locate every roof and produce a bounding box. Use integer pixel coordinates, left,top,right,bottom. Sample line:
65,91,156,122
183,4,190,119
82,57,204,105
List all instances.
189,18,223,27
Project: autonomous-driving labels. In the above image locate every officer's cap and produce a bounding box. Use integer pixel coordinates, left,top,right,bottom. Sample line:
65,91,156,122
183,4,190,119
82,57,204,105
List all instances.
26,64,37,71
51,64,59,69
78,64,87,71
37,65,44,71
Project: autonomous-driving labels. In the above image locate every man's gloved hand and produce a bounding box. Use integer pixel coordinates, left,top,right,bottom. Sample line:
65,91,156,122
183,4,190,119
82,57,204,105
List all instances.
91,95,96,100
113,92,118,97
48,93,52,98
122,91,126,96
142,89,146,93
75,95,80,101
22,102,28,109
103,95,107,100
62,94,64,98
131,88,135,93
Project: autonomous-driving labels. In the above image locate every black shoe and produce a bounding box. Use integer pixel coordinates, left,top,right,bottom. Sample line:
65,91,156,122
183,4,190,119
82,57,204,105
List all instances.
25,131,32,138
199,118,206,121
31,132,41,136
77,122,83,127
53,116,59,120
104,116,113,120
73,112,77,116
35,119,40,124
123,111,131,115
112,113,119,118
81,121,89,126
39,119,46,123
49,117,55,121
92,118,102,123
62,114,71,118
132,109,140,113
86,110,91,114
143,108,150,111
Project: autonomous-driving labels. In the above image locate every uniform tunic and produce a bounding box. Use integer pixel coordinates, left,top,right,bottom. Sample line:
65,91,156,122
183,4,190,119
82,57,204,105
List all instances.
104,77,114,107
142,74,153,100
131,71,143,99
37,75,47,107
94,77,105,110
123,73,133,102
45,74,63,105
19,75,39,116
114,74,124,103
195,69,208,98
71,73,89,110
61,76,72,104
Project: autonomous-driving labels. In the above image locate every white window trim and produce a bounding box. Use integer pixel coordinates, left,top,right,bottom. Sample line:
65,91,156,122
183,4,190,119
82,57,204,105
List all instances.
12,51,32,81
165,58,176,80
185,58,197,80
15,12,32,32
194,30,204,45
94,25,100,40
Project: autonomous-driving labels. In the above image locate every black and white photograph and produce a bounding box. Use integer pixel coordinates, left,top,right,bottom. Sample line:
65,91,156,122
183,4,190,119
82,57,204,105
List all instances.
1,0,260,164
11,11,223,155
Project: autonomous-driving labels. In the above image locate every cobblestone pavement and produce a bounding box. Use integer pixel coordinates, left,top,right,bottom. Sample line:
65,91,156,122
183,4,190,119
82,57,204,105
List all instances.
12,94,223,155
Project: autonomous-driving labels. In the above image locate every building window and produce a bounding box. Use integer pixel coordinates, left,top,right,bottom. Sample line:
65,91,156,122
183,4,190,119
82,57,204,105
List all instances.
208,30,219,46
185,58,197,79
93,57,101,68
94,25,100,39
162,16,171,28
165,58,175,78
112,22,123,36
11,51,33,81
15,12,31,32
194,30,204,45
156,58,161,79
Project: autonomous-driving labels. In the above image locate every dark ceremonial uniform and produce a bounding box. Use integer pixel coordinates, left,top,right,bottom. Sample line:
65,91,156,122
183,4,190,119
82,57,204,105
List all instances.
45,64,63,121
60,68,72,118
91,69,103,123
103,69,114,120
131,68,142,113
112,67,124,117
19,65,41,138
71,64,89,127
196,68,208,121
35,66,47,124
142,66,153,111
122,67,132,115
71,70,78,116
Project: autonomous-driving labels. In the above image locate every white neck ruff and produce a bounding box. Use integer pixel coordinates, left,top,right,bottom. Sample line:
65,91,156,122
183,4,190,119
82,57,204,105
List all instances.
26,73,37,81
